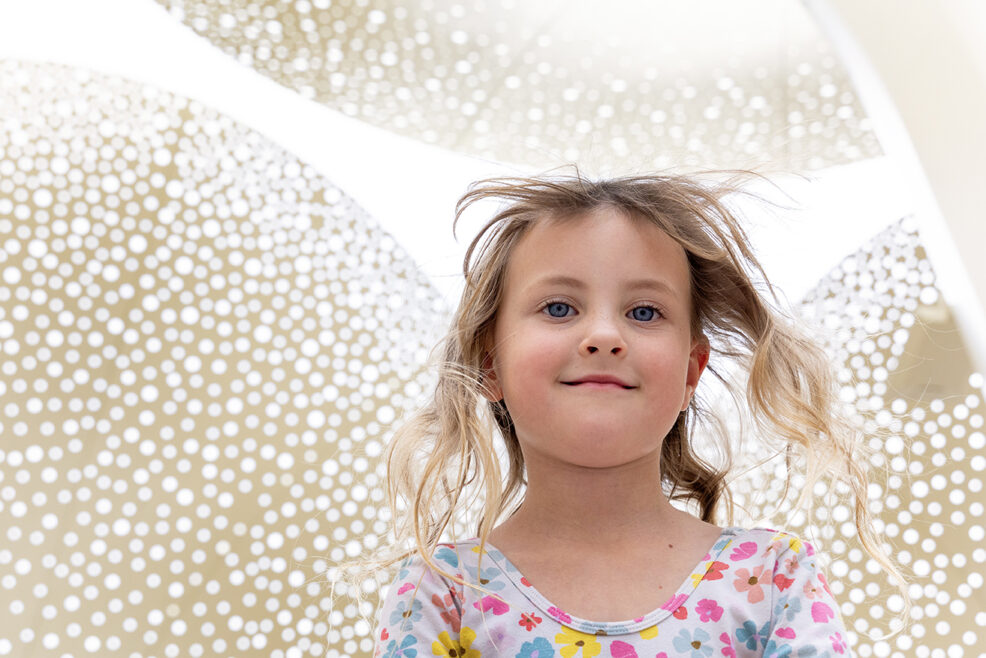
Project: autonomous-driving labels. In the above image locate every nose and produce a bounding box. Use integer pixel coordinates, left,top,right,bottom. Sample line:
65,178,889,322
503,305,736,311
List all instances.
579,314,627,356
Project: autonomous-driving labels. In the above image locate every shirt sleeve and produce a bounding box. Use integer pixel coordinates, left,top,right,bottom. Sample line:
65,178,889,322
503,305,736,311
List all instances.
372,548,467,658
766,536,854,658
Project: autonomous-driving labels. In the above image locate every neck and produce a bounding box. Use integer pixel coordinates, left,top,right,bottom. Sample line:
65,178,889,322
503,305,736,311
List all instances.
491,448,708,553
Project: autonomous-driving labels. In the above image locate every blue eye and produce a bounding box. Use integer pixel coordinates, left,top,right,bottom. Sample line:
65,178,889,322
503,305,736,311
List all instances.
630,306,659,321
544,302,572,318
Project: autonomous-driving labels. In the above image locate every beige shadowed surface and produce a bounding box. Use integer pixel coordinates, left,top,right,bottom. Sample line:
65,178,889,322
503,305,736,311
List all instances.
153,0,882,172
0,0,984,656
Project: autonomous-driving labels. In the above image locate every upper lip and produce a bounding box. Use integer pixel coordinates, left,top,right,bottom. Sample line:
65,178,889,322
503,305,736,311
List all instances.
563,375,635,388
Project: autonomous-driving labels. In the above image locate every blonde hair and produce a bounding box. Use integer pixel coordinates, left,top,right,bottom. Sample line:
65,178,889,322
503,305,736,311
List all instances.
333,169,911,638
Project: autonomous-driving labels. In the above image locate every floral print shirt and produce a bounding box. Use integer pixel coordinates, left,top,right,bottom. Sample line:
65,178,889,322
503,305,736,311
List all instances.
373,526,853,658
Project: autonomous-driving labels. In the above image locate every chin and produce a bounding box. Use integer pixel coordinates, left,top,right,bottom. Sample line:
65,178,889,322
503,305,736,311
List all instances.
567,451,649,470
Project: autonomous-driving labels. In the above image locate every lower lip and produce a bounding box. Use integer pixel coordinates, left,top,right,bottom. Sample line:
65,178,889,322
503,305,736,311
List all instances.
566,382,631,390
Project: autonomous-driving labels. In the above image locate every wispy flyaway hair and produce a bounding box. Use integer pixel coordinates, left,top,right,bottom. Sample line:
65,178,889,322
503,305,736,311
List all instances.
331,169,910,637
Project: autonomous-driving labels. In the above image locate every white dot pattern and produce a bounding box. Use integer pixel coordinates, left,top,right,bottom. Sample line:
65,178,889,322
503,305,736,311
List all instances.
154,0,883,171
729,218,986,657
0,59,447,658
1,43,982,655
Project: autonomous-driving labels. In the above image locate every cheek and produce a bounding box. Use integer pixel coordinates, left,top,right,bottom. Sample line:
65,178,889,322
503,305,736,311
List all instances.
496,335,562,394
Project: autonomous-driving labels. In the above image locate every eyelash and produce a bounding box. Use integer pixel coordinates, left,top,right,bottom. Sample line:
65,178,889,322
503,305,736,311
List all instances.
538,299,665,322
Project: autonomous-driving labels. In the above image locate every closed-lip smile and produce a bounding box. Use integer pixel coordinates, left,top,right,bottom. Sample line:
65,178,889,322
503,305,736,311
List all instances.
562,375,635,389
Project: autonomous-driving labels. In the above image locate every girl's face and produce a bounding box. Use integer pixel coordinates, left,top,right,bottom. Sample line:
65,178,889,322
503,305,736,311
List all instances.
483,207,709,469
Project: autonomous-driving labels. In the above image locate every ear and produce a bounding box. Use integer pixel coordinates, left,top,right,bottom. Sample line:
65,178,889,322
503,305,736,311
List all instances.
480,351,503,402
682,334,710,411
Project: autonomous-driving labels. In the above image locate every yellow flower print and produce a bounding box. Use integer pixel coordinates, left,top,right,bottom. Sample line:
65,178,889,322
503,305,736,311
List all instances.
432,626,481,657
639,625,659,640
555,625,602,657
788,536,803,553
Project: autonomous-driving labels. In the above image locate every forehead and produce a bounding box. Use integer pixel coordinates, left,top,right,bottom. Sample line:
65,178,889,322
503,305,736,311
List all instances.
503,207,691,295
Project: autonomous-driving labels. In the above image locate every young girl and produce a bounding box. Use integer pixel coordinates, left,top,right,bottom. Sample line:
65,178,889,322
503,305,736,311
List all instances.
354,171,908,657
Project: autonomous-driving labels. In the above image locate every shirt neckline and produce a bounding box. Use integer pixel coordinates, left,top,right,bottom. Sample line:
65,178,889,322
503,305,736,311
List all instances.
464,525,743,635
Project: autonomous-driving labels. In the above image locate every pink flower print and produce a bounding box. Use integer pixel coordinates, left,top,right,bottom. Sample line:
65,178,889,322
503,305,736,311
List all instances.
661,593,688,611
657,653,669,658
719,632,736,658
397,582,415,595
774,627,796,639
547,606,572,623
784,555,799,574
804,578,822,599
695,599,724,622
818,571,834,597
703,561,729,582
609,640,638,657
692,560,728,588
733,565,772,603
448,572,466,607
784,555,799,575
473,595,510,615
772,573,794,592
811,601,836,623
831,632,847,654
729,541,757,561
432,591,462,632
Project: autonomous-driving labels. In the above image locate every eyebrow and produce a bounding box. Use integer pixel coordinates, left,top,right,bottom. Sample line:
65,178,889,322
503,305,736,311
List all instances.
526,275,678,298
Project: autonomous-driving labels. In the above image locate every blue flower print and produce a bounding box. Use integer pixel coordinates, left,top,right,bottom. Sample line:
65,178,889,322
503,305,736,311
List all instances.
395,557,414,582
735,620,770,651
389,596,424,631
672,628,713,657
773,595,802,623
382,634,418,658
516,636,555,658
763,639,793,658
463,563,507,593
795,646,819,658
434,545,461,568
487,548,521,574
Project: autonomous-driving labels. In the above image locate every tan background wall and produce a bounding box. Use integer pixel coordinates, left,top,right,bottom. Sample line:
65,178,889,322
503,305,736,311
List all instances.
1,2,985,657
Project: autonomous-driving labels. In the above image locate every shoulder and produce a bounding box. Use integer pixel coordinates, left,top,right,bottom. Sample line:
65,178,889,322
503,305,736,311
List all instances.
376,543,474,622
374,540,505,651
722,527,834,583
725,526,839,600
726,526,823,560
387,541,478,586
373,545,468,653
